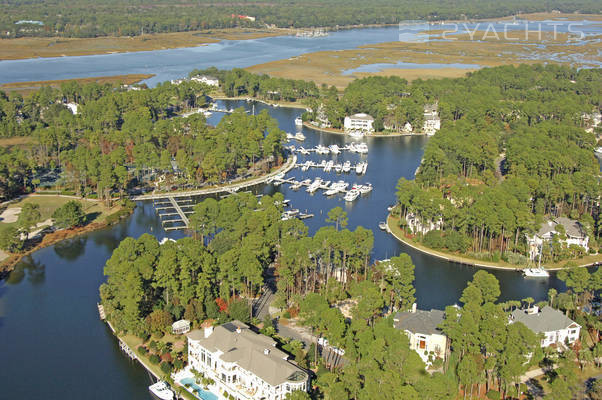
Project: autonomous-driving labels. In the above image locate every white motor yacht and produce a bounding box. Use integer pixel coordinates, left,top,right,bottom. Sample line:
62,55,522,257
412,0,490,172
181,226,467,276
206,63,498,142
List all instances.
286,133,295,140
344,189,360,202
356,142,368,154
378,221,387,230
523,267,550,278
329,144,341,154
294,132,306,141
359,183,372,194
334,163,343,173
355,162,364,174
295,116,303,126
342,161,351,173
149,381,175,400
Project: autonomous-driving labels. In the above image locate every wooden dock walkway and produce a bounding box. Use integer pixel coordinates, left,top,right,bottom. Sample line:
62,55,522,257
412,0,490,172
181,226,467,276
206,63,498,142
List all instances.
168,197,189,226
131,155,296,201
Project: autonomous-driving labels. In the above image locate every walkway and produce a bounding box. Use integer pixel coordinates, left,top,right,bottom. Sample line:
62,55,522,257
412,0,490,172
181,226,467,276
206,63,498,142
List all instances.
131,155,296,201
168,197,189,227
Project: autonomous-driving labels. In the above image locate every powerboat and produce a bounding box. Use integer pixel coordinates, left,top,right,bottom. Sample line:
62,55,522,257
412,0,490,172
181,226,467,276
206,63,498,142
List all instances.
359,183,372,194
149,381,175,400
329,144,341,154
316,145,330,155
379,221,387,230
342,161,351,173
286,133,295,140
295,116,303,126
294,132,306,141
324,160,334,172
356,142,368,154
334,163,342,173
523,267,550,278
355,162,365,174
344,189,360,202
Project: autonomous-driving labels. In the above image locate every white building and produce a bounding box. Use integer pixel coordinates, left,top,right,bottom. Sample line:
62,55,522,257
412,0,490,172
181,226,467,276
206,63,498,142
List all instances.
393,305,448,366
510,306,581,348
423,104,440,136
65,102,79,115
405,212,443,235
526,217,589,260
344,113,374,132
172,319,191,335
187,321,309,400
191,75,220,87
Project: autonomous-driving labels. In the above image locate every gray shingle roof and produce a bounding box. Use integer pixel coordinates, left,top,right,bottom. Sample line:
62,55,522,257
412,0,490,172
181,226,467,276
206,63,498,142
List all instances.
510,306,580,333
537,217,586,239
187,321,307,387
393,309,445,335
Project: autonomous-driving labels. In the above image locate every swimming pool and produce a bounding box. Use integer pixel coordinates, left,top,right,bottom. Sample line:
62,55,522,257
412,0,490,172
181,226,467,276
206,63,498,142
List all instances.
180,378,219,400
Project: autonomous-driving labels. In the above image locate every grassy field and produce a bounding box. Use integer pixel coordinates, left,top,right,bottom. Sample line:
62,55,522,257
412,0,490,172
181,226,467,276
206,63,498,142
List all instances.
247,27,600,88
0,195,112,227
0,74,155,95
0,28,291,60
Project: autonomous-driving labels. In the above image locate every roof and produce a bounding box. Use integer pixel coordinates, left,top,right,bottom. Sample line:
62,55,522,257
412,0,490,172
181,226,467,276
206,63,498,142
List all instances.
172,319,190,328
393,309,445,335
347,113,374,121
510,306,580,333
187,321,307,387
536,217,586,239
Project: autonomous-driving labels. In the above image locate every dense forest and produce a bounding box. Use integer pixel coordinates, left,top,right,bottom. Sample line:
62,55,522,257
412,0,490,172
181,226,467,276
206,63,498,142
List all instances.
1,0,601,39
391,64,602,264
0,78,286,201
101,192,602,399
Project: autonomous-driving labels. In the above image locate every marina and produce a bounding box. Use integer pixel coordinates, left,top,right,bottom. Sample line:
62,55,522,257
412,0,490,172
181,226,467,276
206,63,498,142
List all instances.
0,98,576,400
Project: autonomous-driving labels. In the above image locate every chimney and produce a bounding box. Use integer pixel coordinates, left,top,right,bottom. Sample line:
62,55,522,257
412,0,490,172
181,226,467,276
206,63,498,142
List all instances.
527,306,539,315
236,327,242,334
204,325,214,338
264,348,270,355
411,303,417,313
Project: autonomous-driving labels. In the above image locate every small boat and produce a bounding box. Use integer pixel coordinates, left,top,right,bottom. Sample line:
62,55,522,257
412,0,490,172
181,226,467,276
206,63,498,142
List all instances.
316,145,330,155
378,221,387,230
301,179,312,186
290,182,302,190
149,381,175,400
359,183,372,194
294,132,306,141
355,162,364,174
356,142,369,154
523,267,550,278
286,133,295,140
288,208,300,216
324,160,334,172
324,188,339,196
329,144,341,154
596,147,602,155
349,130,364,138
295,116,303,126
342,161,351,173
387,204,395,212
301,161,312,171
298,147,310,155
344,189,360,202
362,162,368,174
334,163,342,173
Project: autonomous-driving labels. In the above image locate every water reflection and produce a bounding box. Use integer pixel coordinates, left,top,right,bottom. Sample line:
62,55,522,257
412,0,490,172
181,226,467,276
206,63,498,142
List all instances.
54,236,88,261
6,255,46,286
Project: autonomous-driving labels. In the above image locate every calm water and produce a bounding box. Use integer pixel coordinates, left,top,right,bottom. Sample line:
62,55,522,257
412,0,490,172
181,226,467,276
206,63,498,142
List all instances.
0,20,600,86
0,100,573,399
1,21,598,399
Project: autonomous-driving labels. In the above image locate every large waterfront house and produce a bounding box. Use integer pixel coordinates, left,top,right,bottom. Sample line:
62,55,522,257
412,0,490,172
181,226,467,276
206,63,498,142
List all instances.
405,212,443,235
393,305,448,366
422,104,440,135
344,113,374,132
187,321,309,400
526,217,589,260
510,306,581,348
191,75,220,87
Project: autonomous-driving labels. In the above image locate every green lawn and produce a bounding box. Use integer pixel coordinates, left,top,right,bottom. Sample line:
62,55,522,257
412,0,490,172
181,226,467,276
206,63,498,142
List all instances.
0,195,112,227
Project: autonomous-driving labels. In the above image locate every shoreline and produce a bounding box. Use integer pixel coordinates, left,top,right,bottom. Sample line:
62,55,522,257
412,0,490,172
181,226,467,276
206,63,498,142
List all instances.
0,197,133,279
131,154,296,200
211,95,310,110
387,213,602,271
303,121,428,138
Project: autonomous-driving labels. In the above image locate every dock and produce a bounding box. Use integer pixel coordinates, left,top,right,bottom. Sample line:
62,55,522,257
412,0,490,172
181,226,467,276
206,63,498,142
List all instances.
131,155,296,201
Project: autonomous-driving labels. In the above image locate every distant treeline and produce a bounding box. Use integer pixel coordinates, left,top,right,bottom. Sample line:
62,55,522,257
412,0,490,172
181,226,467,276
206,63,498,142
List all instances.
1,0,600,38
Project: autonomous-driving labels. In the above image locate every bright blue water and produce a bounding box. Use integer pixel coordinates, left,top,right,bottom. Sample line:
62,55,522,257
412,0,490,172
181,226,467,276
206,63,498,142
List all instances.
180,378,219,400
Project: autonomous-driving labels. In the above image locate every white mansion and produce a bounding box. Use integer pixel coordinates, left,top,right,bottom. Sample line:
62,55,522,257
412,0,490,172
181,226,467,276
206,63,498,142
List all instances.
344,113,374,132
187,321,309,400
526,217,589,260
510,306,581,348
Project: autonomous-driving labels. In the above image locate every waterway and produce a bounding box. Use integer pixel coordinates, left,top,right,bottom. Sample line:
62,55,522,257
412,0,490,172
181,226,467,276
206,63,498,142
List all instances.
0,98,578,400
0,19,600,85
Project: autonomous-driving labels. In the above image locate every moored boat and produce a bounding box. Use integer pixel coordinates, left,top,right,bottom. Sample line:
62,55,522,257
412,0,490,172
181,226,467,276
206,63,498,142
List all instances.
295,116,303,126
378,221,387,230
344,189,360,202
149,381,175,400
522,267,550,278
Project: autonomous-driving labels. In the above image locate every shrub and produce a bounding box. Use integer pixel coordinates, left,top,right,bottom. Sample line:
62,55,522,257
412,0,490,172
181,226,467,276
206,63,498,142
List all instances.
149,354,161,364
282,310,291,319
160,361,173,374
173,359,184,370
444,230,471,252
423,230,445,249
137,346,148,355
486,390,500,400
504,252,529,265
